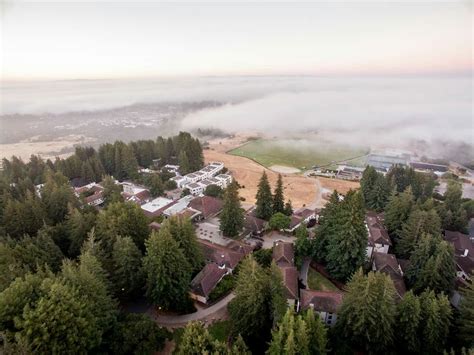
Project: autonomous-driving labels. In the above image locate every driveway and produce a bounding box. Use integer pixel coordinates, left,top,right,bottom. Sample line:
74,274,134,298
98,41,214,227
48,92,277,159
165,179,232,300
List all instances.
261,231,296,249
300,257,311,288
148,293,235,328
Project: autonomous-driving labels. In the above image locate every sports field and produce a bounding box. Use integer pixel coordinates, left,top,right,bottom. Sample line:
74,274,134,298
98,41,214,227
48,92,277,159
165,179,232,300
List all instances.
228,139,368,170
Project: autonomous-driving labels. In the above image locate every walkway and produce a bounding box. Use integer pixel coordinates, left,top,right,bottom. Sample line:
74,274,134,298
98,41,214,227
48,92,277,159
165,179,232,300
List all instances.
148,293,235,328
300,257,311,288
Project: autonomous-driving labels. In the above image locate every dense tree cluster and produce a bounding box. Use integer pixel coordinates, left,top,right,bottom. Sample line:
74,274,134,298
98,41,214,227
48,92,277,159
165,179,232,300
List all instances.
229,257,287,353
255,172,292,220
267,309,327,355
314,190,367,281
176,321,250,355
1,132,204,187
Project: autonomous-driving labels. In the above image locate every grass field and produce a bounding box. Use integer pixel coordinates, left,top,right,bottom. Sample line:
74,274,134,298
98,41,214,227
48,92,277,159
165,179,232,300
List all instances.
228,139,368,170
307,268,339,292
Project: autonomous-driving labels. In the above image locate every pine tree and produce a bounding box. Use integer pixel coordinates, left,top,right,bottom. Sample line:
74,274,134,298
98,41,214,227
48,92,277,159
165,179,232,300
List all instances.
255,171,274,220
438,181,468,232
95,201,149,252
148,175,164,197
336,270,396,353
176,321,224,355
294,225,312,267
367,173,390,212
160,216,204,272
405,234,456,294
230,335,251,355
458,277,474,348
396,207,441,258
419,290,452,353
143,230,192,310
304,309,327,355
101,175,123,205
284,200,293,216
229,257,286,352
220,181,244,237
360,166,378,204
178,150,191,175
66,207,96,257
384,187,414,240
18,280,100,353
273,174,285,214
111,236,144,299
395,291,421,353
325,191,367,281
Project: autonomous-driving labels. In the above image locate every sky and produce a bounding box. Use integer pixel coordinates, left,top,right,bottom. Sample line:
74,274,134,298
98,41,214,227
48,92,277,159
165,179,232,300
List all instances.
1,1,472,80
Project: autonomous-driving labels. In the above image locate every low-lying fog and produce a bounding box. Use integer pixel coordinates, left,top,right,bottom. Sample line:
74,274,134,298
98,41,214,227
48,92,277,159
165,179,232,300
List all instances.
1,75,472,161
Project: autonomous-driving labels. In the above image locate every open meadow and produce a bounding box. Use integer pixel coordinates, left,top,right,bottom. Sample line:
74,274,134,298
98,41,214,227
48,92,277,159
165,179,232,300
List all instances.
228,139,368,171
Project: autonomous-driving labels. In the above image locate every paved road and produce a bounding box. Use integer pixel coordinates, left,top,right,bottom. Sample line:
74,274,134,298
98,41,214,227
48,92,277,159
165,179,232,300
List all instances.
300,257,311,288
148,293,235,327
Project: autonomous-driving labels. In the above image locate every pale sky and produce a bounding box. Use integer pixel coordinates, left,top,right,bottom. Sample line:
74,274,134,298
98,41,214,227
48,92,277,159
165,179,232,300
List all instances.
1,1,473,80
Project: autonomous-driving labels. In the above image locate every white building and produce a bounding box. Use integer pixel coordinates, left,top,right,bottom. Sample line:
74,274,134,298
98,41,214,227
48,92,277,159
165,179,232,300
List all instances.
186,182,205,196
162,195,195,217
184,173,200,184
141,197,174,217
300,289,343,327
163,164,180,174
171,175,188,189
199,162,224,178
215,174,233,188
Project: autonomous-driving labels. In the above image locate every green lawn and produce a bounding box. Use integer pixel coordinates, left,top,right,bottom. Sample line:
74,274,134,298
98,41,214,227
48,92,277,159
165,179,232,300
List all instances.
307,268,339,292
208,320,232,342
229,139,368,170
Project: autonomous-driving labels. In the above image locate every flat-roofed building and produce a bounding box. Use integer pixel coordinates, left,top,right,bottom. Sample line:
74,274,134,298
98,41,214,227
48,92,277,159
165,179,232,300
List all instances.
141,197,175,217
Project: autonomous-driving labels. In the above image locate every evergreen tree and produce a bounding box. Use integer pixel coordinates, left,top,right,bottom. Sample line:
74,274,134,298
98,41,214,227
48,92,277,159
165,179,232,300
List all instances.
325,191,367,281
160,216,204,272
405,234,456,294
273,174,285,214
313,191,341,263
143,230,192,311
360,166,379,205
110,313,170,355
267,309,325,355
255,171,274,220
384,187,414,240
18,279,100,353
229,257,286,352
66,207,96,257
95,201,149,252
178,150,191,175
101,175,123,205
148,175,164,197
176,321,223,355
220,181,244,237
458,276,474,348
367,173,390,212
438,181,468,232
395,290,421,353
396,207,442,258
111,236,144,299
294,225,312,267
304,309,327,355
284,200,293,216
41,171,79,224
230,335,251,355
336,270,396,353
419,290,452,353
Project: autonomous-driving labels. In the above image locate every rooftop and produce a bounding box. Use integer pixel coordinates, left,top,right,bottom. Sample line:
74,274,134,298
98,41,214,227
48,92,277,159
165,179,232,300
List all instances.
444,230,474,257
281,266,299,300
141,197,174,213
188,196,223,219
273,241,294,267
190,263,227,299
300,289,344,313
366,212,392,246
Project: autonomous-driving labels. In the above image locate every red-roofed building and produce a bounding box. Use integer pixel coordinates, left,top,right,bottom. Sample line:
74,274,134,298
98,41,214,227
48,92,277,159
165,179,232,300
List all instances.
188,196,223,220
190,263,227,304
198,239,249,272
372,252,406,299
272,241,298,308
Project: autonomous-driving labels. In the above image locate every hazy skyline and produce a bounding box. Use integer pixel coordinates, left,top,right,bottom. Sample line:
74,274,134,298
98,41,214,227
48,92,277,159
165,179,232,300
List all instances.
2,1,472,80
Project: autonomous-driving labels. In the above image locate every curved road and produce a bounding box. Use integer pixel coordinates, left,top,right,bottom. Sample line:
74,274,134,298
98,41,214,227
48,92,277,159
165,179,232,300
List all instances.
148,293,235,327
